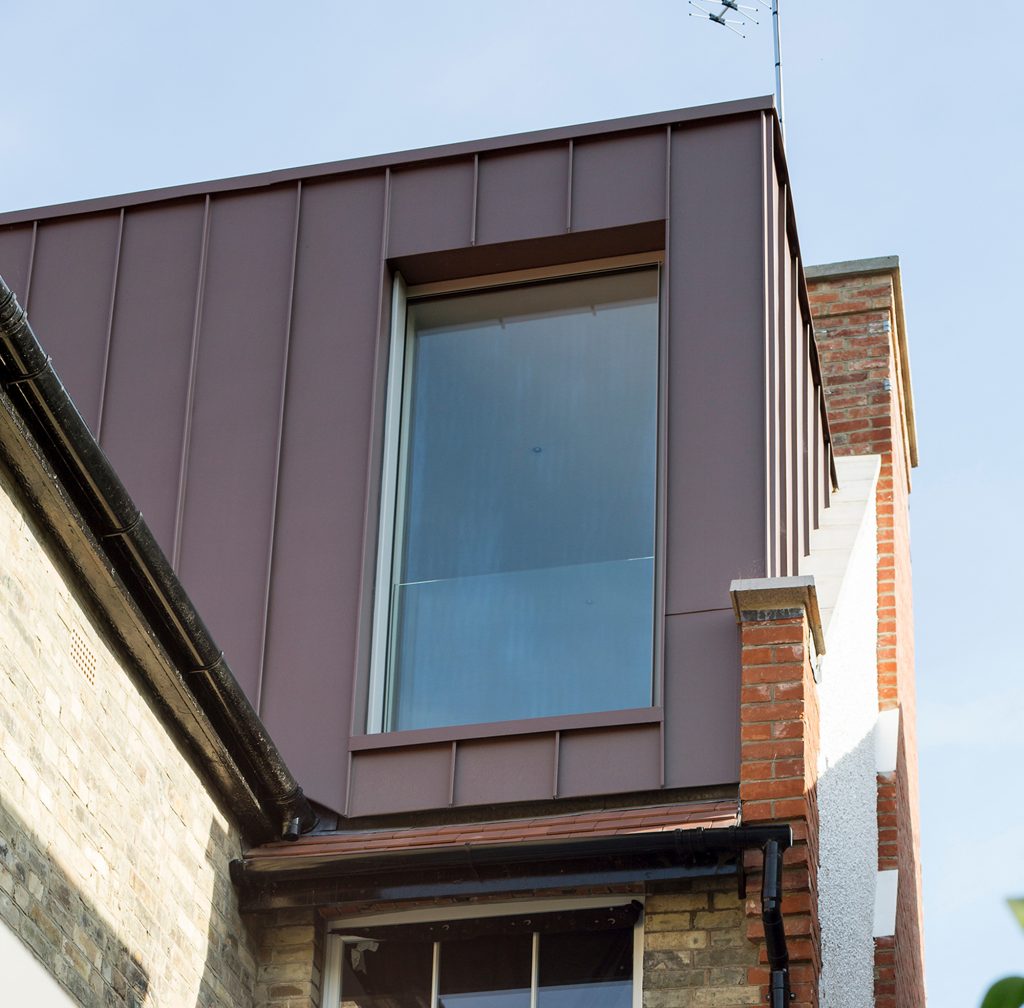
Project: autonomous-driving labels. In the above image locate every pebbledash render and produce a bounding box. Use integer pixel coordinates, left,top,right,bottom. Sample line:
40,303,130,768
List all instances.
0,96,924,1007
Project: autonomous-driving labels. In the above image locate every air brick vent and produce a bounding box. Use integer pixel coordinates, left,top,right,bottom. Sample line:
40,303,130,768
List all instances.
70,628,97,686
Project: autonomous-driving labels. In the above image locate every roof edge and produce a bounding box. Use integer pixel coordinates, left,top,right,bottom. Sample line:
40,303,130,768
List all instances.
0,96,775,226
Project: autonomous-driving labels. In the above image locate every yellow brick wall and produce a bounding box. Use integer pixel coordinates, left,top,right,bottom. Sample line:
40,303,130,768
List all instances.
0,460,258,1007
643,878,761,1007
254,909,323,1008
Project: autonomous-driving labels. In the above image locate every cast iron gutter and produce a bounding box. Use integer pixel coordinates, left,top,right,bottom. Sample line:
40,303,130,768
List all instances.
0,274,316,843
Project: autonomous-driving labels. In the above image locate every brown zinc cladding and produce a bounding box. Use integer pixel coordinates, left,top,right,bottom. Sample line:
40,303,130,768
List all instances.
0,96,830,819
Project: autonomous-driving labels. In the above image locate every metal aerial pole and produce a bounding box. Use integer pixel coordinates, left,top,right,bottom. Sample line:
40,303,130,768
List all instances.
689,0,787,140
772,0,785,137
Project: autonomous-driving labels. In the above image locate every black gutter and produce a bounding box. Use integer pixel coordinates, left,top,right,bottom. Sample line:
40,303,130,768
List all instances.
0,274,316,843
238,823,793,879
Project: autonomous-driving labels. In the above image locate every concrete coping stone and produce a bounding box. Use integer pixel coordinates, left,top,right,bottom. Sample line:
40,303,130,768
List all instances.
728,575,825,656
804,255,899,280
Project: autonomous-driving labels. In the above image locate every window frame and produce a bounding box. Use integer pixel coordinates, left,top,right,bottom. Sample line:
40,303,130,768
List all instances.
367,253,667,737
321,895,645,1008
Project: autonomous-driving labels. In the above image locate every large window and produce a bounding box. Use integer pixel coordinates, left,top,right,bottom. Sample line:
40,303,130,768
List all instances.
325,902,641,1008
370,266,660,733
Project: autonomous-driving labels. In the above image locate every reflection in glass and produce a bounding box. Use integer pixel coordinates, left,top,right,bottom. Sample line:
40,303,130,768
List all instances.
438,933,532,1008
537,928,633,1008
387,269,659,731
340,938,432,1008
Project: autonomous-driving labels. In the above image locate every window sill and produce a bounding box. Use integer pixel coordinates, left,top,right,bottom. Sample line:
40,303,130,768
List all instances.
350,706,663,751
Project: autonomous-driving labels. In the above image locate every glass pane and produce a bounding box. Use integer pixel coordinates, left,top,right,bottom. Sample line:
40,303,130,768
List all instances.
341,938,432,1008
537,929,633,1008
388,269,659,731
438,933,532,1008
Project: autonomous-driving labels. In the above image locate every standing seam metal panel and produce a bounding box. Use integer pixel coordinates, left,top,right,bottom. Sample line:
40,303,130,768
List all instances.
664,116,767,614
100,200,207,555
660,116,766,790
788,247,802,575
764,147,781,578
776,190,791,576
476,145,569,246
94,209,125,444
253,181,304,714
801,319,814,557
176,186,297,702
26,214,122,434
656,124,672,789
387,161,475,257
0,225,34,302
259,172,388,814
569,131,667,233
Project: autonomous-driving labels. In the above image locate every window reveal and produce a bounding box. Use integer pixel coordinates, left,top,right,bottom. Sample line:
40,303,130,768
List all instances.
372,267,660,733
338,912,636,1008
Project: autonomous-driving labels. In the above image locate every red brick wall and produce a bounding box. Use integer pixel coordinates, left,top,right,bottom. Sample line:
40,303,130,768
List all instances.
807,266,925,1008
738,608,820,1008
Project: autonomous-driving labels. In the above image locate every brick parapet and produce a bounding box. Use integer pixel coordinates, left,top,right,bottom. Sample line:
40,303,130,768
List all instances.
807,265,924,1008
737,608,820,1008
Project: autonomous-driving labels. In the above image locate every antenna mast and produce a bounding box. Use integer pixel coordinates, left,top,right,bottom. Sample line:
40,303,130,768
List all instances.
689,0,786,137
771,0,785,136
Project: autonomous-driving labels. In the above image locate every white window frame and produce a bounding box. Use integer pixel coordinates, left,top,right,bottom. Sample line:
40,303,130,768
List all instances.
367,253,666,735
321,895,645,1008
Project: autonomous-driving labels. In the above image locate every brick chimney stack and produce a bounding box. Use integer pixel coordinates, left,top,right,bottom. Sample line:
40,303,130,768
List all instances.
805,257,924,1008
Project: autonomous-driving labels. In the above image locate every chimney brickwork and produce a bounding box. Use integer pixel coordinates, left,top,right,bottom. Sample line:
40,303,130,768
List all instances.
806,260,924,1008
736,594,822,1008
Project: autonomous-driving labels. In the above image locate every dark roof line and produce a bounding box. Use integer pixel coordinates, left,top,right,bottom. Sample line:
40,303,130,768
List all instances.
0,273,316,844
0,96,775,226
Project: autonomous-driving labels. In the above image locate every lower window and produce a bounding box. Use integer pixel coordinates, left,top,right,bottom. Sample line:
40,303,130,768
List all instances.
326,901,641,1008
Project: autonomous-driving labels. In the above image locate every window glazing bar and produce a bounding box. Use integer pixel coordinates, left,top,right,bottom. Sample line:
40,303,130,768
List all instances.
530,932,540,1008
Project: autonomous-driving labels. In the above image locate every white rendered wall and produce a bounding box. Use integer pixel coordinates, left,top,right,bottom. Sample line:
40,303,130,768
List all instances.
801,455,881,1007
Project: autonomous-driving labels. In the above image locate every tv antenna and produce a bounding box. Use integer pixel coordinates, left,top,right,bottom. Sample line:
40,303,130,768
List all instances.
688,0,786,137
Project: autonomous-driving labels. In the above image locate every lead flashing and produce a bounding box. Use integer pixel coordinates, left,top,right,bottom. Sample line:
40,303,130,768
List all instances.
729,575,825,656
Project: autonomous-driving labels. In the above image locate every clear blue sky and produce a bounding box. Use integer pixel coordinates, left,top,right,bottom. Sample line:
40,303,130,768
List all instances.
3,2,1022,1004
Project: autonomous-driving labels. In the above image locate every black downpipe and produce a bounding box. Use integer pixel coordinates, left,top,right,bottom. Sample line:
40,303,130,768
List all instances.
762,838,792,1007
0,275,316,841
